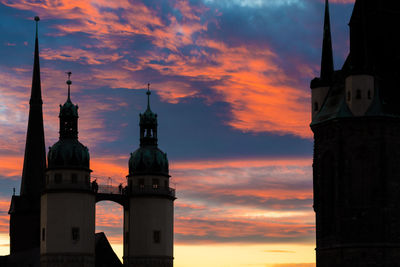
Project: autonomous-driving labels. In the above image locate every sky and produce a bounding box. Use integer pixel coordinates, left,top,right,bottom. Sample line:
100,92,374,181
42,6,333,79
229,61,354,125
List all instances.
0,0,355,266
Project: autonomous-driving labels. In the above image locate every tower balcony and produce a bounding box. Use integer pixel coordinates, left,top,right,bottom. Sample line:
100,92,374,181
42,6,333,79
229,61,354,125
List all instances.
130,185,176,198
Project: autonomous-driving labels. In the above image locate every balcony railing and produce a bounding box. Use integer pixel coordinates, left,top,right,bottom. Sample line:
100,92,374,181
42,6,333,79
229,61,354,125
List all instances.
95,184,175,198
97,185,122,194
130,186,176,198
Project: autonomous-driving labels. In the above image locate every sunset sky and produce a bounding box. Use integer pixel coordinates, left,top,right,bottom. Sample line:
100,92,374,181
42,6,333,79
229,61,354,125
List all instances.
0,0,355,266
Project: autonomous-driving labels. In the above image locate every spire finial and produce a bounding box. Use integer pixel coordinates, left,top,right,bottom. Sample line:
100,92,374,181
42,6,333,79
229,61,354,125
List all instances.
34,16,40,38
146,83,151,110
320,0,334,82
66,71,72,101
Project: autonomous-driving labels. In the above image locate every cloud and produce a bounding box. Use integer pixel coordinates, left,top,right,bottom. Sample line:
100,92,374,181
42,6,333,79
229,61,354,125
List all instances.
0,0,317,138
0,199,10,233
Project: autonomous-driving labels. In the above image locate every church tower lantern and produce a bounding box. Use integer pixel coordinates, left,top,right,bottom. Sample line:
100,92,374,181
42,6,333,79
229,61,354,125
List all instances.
40,73,95,267
124,84,175,267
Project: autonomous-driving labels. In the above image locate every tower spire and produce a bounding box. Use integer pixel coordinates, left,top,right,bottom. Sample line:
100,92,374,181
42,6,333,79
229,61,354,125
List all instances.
59,71,79,139
320,0,334,82
139,84,158,147
147,83,151,111
66,71,72,101
20,16,46,198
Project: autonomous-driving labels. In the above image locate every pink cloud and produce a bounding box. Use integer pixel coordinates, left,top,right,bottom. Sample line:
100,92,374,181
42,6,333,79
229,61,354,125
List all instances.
1,0,313,138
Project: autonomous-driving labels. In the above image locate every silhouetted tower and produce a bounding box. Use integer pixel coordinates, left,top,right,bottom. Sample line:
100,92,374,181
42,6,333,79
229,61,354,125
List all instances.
40,73,95,267
311,0,334,119
124,85,176,267
8,16,46,253
311,0,400,266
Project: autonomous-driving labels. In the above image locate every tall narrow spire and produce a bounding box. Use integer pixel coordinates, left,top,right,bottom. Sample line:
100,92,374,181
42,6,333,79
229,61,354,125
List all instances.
20,16,46,200
320,0,334,82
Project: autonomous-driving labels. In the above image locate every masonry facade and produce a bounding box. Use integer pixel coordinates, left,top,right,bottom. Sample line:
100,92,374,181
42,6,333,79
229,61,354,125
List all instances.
311,1,400,266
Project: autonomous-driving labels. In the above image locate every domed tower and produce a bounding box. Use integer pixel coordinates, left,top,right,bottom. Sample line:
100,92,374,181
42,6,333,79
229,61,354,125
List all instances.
40,73,95,267
124,85,176,267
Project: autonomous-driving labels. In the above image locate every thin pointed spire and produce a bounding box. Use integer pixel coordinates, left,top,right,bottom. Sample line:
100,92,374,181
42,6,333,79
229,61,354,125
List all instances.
30,16,42,103
320,0,334,82
20,16,46,199
66,71,72,101
146,83,151,111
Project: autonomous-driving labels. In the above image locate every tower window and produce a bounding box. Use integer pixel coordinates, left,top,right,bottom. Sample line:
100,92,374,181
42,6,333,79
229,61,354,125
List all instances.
71,173,78,184
164,180,169,188
314,102,319,111
153,230,161,243
85,175,90,186
42,228,45,241
152,179,159,189
55,173,62,184
139,179,145,188
72,227,80,242
347,91,351,101
368,90,371,99
356,89,362,99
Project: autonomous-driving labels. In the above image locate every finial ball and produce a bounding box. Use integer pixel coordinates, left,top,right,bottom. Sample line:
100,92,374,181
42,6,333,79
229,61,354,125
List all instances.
34,16,40,22
66,80,72,85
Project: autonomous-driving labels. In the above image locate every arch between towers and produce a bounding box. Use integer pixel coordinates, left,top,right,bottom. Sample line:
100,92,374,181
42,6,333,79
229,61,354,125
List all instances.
95,194,127,265
95,193,128,208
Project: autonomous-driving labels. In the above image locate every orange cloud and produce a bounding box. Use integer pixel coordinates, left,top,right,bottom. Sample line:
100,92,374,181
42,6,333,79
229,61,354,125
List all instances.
1,0,313,138
143,39,311,138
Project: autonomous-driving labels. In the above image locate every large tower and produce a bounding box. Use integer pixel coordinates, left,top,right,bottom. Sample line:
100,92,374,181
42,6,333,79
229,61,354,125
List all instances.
311,0,400,266
8,16,46,254
124,86,176,267
40,74,95,267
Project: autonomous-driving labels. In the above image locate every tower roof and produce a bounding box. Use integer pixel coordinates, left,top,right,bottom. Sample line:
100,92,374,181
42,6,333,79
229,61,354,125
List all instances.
129,85,169,176
320,0,334,83
20,16,46,200
139,83,158,147
48,73,90,170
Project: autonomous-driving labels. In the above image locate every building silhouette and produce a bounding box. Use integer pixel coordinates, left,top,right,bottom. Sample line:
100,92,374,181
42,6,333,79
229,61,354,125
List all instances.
1,17,175,267
311,0,400,266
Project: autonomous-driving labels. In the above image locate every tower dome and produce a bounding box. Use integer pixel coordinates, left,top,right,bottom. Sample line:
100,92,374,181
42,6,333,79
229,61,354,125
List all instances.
128,84,169,176
47,73,90,170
